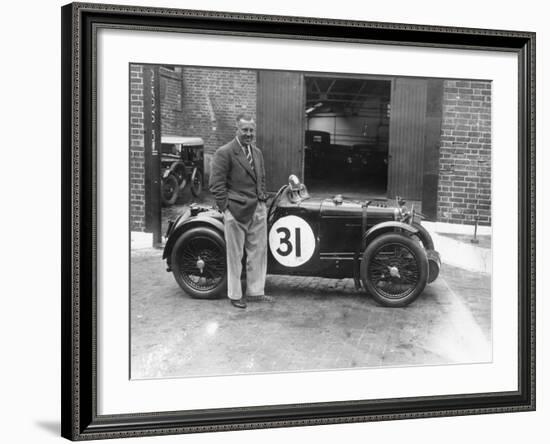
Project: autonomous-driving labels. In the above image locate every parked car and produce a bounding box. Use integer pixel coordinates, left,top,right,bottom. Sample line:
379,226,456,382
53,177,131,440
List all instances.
351,143,389,178
161,136,205,206
304,131,389,181
162,175,440,307
304,130,331,179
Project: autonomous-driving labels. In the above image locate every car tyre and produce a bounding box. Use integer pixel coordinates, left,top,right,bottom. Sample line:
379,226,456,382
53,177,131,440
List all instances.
361,232,429,307
170,227,227,299
161,174,179,206
190,169,203,197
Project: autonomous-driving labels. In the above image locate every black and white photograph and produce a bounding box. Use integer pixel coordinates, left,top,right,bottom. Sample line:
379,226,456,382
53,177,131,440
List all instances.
62,3,534,436
129,64,493,379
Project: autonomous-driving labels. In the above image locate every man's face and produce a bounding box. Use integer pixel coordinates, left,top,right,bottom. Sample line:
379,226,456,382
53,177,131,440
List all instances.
236,119,256,146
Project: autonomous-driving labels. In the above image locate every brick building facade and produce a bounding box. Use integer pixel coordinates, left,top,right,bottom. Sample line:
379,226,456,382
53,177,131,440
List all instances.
129,65,256,231
129,66,492,232
438,80,492,225
178,67,257,158
130,65,145,232
160,67,186,137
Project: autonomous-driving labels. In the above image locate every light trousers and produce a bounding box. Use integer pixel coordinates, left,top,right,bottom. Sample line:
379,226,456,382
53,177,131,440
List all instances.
224,202,267,300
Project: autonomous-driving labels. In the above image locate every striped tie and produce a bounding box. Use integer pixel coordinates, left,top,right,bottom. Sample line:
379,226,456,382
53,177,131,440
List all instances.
245,145,255,172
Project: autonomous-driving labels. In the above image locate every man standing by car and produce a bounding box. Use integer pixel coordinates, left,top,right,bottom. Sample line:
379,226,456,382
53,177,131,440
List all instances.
209,114,270,309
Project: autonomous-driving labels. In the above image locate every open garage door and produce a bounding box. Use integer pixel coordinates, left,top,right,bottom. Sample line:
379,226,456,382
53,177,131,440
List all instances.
256,71,305,191
303,76,391,199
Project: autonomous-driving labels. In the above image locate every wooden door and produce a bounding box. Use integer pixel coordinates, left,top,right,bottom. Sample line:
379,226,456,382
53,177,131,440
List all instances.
387,78,428,200
256,71,305,191
422,79,444,220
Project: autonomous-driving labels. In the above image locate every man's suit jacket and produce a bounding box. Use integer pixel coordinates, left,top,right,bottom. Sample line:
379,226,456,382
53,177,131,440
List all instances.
209,138,268,224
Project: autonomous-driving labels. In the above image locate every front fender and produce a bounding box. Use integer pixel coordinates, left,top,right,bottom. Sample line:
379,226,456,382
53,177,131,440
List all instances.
163,213,225,262
362,221,418,248
163,160,186,179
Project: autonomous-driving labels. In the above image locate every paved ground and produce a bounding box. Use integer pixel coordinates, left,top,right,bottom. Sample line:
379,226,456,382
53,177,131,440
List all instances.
130,248,491,380
439,232,491,250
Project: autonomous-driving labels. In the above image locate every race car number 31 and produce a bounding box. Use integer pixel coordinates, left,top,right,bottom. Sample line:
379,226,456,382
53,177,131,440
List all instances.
268,215,315,267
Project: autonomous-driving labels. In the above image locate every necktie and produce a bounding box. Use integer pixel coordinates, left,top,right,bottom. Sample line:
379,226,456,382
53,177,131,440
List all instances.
245,145,255,172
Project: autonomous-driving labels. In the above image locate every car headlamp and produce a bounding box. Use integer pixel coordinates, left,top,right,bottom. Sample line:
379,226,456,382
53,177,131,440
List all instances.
288,174,301,191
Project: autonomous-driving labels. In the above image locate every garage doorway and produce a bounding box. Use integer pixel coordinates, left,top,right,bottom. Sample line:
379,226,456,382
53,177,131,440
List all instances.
304,76,391,199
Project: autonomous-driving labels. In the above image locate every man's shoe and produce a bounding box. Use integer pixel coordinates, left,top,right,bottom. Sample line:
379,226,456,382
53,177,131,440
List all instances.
230,298,247,309
248,295,274,303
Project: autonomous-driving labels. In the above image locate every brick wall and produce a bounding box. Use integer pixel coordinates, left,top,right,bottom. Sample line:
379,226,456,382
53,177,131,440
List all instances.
160,67,186,136
130,64,145,231
438,80,492,226
180,67,257,157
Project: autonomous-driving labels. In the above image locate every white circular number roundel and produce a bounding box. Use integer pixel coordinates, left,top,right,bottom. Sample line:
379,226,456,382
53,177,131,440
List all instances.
268,215,315,267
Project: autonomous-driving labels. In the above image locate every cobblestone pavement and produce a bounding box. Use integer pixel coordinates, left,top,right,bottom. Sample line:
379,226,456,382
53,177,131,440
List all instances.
130,249,491,379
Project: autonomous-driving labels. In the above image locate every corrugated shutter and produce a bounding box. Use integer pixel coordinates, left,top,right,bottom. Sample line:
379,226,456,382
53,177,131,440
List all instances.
387,78,428,200
256,71,305,191
422,79,444,220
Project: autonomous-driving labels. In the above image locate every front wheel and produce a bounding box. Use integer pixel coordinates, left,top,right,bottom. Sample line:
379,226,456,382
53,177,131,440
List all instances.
170,227,227,299
360,232,428,307
190,168,203,197
161,174,179,206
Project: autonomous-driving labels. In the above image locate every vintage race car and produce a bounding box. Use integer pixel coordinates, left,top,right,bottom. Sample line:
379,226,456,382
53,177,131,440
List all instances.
162,175,441,307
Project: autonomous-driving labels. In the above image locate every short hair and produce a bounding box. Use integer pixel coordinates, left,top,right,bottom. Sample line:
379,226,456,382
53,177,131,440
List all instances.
236,113,255,124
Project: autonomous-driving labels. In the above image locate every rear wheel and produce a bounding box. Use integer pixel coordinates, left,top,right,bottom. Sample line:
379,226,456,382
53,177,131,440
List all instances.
360,232,428,307
170,227,227,299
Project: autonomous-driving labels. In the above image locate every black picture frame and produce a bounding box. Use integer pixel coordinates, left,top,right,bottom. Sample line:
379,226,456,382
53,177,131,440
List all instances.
61,2,536,440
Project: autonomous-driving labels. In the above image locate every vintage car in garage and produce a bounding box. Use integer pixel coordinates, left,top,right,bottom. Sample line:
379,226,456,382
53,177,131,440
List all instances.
162,175,441,307
304,131,388,182
350,143,389,181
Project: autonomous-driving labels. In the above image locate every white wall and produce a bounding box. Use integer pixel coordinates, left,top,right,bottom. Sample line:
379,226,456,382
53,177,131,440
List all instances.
0,1,546,444
307,115,374,145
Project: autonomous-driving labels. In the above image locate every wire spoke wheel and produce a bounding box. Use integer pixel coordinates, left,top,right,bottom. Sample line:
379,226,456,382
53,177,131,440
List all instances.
369,245,419,298
178,240,224,291
360,233,428,307
190,169,203,197
171,227,227,299
161,174,179,206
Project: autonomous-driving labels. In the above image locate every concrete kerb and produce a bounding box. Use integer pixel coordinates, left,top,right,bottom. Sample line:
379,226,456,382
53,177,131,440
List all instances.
422,221,491,274
131,231,154,250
